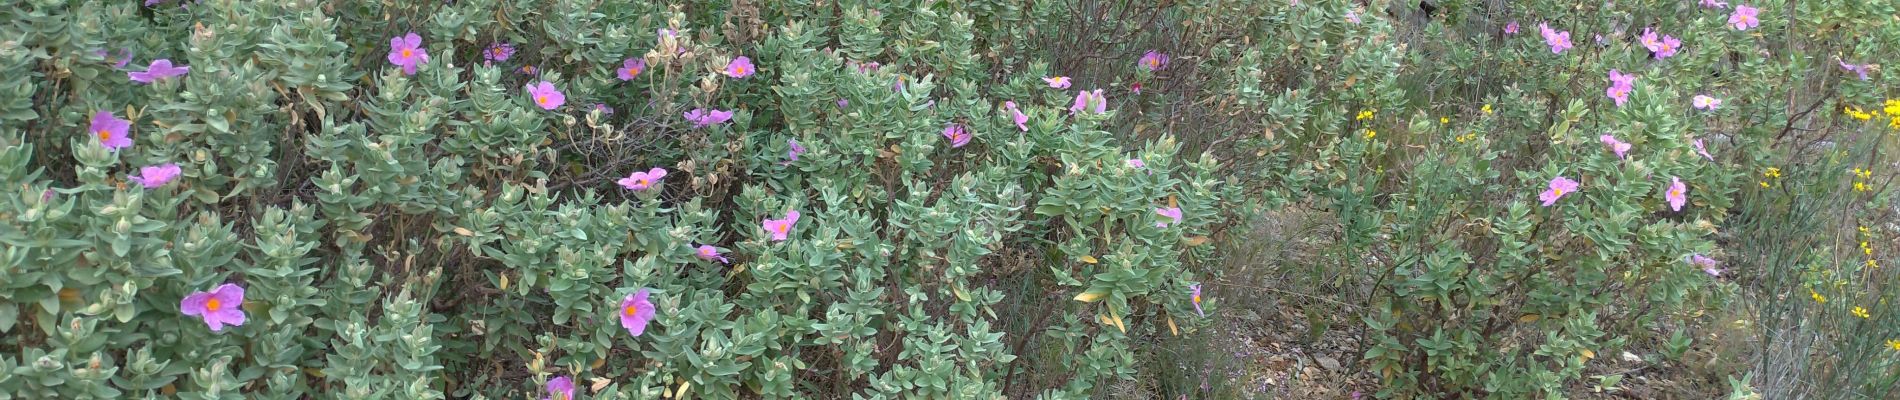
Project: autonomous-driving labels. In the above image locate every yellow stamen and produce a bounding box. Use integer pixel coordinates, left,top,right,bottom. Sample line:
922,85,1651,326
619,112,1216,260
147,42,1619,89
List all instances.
536,96,547,105
402,49,413,58
97,131,111,142
206,298,222,311
1554,188,1565,196
624,305,637,316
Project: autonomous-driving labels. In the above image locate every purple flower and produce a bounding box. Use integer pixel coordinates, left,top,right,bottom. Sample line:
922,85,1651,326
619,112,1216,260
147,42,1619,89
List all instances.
695,245,730,264
1693,138,1715,161
1599,134,1632,159
1729,5,1759,30
1043,76,1071,89
1504,21,1519,35
594,103,615,115
525,81,565,110
544,376,576,400
1666,176,1688,211
942,123,971,148
520,65,539,76
1539,176,1579,206
1189,283,1205,317
1690,254,1722,277
724,56,755,79
130,163,182,188
837,98,849,109
1156,207,1183,228
180,283,247,332
763,210,801,242
1606,70,1636,107
1131,82,1143,95
617,57,647,81
684,108,734,128
1693,95,1722,110
617,167,667,191
1005,101,1029,131
1700,0,1728,8
128,59,189,83
386,32,429,75
1539,22,1572,54
93,48,134,68
785,139,806,164
1345,9,1361,24
1139,50,1170,71
90,110,132,150
1127,159,1146,169
618,289,657,337
1070,89,1108,114
1838,59,1870,81
484,42,515,62
1639,28,1681,58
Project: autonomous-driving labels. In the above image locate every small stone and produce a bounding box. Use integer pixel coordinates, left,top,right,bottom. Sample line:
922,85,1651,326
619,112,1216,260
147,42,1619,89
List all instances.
1317,355,1343,371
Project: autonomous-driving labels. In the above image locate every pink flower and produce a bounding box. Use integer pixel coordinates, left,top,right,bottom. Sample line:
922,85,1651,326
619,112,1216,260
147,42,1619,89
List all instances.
484,42,515,62
1728,5,1759,30
128,59,189,83
180,283,247,332
525,81,565,110
684,108,734,128
386,32,429,75
1189,283,1205,317
1606,70,1636,107
1155,207,1183,228
1690,254,1722,277
1539,176,1579,206
724,56,755,79
520,65,539,75
1139,50,1170,71
785,139,806,164
1005,101,1029,131
1043,76,1071,89
1693,95,1722,110
130,163,182,188
89,110,132,150
1070,89,1108,114
617,57,647,81
1345,9,1360,24
1693,138,1715,161
1130,82,1142,95
1505,21,1519,35
1599,134,1632,159
618,289,657,337
594,103,615,115
1639,28,1680,58
1838,59,1870,81
762,210,801,242
1127,159,1146,169
1700,0,1728,9
1665,176,1688,211
695,245,729,264
943,123,971,148
1539,22,1572,54
617,167,667,191
545,376,576,400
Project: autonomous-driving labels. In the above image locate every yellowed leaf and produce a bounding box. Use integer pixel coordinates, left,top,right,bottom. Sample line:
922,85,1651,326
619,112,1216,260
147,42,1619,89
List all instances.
1168,316,1179,336
453,227,474,236
1079,255,1099,264
499,274,510,291
1519,314,1541,323
590,358,605,369
1182,236,1211,247
589,377,612,393
1073,290,1106,303
1580,348,1596,361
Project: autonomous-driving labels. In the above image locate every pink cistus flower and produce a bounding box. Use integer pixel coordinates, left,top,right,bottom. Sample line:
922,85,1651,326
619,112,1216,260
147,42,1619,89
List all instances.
685,108,734,128
784,139,806,164
90,110,133,150
1693,95,1722,110
1606,70,1636,107
1599,134,1632,159
1189,283,1205,317
544,376,576,400
617,167,667,191
1692,138,1715,161
180,283,246,332
695,245,729,264
942,123,971,148
1539,176,1579,206
1728,5,1759,30
1690,254,1722,277
128,59,189,83
1504,21,1519,35
1665,176,1688,211
1139,50,1170,71
1004,101,1029,131
1838,59,1870,81
130,163,182,188
1539,22,1572,54
724,56,755,79
1155,207,1183,228
618,289,657,337
1639,28,1681,59
762,210,801,242
520,65,539,76
1043,76,1071,89
484,42,514,63
387,32,429,75
1127,159,1146,169
617,57,647,81
593,103,614,115
1700,0,1728,9
525,81,565,110
1070,89,1108,114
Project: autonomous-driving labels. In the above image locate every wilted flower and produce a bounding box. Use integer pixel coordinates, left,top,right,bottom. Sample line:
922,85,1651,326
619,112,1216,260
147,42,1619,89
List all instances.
1005,101,1029,131
1599,134,1632,159
617,167,667,191
544,376,576,400
762,210,801,242
525,81,565,110
617,57,647,81
685,108,734,128
1539,22,1572,54
1666,177,1687,211
387,32,429,75
89,110,134,151
1189,283,1205,317
180,283,246,332
1693,138,1715,161
1043,76,1071,89
942,123,971,148
1130,82,1142,95
128,59,189,83
1700,0,1728,8
131,163,182,188
724,56,755,79
484,42,515,62
1139,50,1169,71
1693,95,1722,110
1838,59,1870,81
1690,254,1722,277
1128,159,1146,169
1606,70,1636,107
1070,89,1108,114
93,48,134,68
618,289,657,337
1155,207,1183,228
1728,5,1759,30
1345,9,1360,24
1540,176,1579,206
1505,21,1519,35
695,245,729,264
520,65,539,75
1639,28,1680,58
593,103,614,115
785,139,806,164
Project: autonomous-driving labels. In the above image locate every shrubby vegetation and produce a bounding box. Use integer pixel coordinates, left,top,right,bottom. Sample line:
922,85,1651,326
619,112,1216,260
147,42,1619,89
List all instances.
0,0,1895,399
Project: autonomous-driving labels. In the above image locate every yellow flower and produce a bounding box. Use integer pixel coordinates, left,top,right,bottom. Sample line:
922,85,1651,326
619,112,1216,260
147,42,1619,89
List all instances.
1860,225,1870,234
1884,99,1900,115
1482,104,1493,114
1765,167,1781,178
1868,259,1879,268
1760,181,1771,188
1853,306,1870,319
1812,289,1827,304
1364,129,1377,139
1846,106,1873,121
1889,339,1900,351
1356,110,1375,121
1440,117,1449,124
1856,182,1869,192
1889,117,1900,129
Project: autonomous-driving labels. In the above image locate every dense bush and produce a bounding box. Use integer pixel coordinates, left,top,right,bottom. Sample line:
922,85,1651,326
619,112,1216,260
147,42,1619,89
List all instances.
1,0,1896,399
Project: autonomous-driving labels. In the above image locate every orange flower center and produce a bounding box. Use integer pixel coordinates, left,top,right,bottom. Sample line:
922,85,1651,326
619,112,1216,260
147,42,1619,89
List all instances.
1192,295,1200,303
206,298,222,311
536,95,548,105
1554,188,1565,196
735,66,747,75
636,179,649,186
775,224,787,233
623,305,638,316
1671,189,1681,197
402,49,413,58
97,130,111,142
